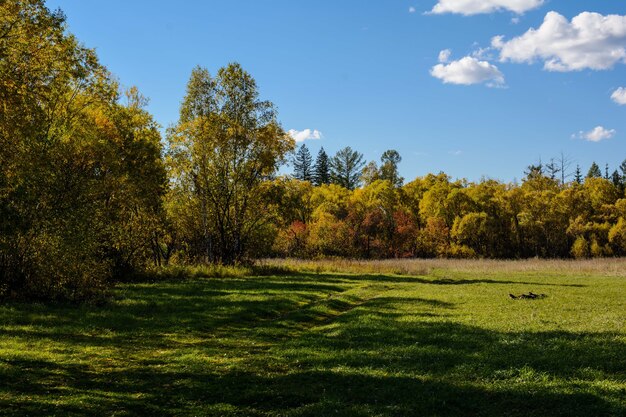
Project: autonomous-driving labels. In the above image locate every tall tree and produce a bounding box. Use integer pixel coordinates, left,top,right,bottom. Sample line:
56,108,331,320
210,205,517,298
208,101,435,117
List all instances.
360,161,380,186
586,162,602,179
524,162,544,181
312,147,330,186
0,0,165,299
293,144,313,181
558,152,573,185
330,147,366,190
167,63,294,264
611,170,623,192
574,165,583,184
545,158,561,181
379,149,404,187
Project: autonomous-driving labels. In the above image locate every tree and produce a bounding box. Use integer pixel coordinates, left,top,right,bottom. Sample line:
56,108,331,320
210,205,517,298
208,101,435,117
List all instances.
574,165,583,184
0,0,165,300
360,161,380,186
379,149,404,187
524,162,544,181
312,147,330,186
545,158,561,181
167,63,294,265
293,144,313,181
587,162,602,179
330,147,365,190
558,152,573,185
611,170,622,190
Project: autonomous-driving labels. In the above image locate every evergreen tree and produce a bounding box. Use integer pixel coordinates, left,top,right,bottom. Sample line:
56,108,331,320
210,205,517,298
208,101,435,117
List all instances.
524,162,544,181
604,163,610,180
312,147,330,186
330,146,365,190
293,144,313,181
379,149,404,187
611,170,623,190
574,165,583,184
586,162,602,179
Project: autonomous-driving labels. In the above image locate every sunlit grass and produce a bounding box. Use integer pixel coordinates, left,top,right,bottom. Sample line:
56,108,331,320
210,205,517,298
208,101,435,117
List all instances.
1,260,625,416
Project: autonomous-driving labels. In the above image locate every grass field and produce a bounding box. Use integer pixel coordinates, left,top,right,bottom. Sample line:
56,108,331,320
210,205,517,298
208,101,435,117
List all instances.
1,260,625,416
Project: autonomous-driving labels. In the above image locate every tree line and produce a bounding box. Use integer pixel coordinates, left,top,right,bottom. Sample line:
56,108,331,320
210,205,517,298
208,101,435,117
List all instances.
1,1,626,301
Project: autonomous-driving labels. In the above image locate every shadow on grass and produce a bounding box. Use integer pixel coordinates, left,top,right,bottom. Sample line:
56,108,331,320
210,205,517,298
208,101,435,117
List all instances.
277,272,588,288
0,274,621,416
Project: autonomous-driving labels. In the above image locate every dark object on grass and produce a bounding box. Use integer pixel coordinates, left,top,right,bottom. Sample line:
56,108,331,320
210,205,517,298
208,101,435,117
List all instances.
509,292,547,300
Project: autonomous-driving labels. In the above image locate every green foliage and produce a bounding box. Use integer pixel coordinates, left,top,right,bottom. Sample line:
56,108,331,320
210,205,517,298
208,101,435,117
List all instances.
166,63,295,265
0,0,165,300
379,149,403,187
586,162,602,179
312,147,330,186
293,143,313,181
330,146,365,190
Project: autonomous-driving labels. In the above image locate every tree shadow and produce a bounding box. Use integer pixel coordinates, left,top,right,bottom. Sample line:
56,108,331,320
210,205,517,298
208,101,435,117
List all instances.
0,275,622,416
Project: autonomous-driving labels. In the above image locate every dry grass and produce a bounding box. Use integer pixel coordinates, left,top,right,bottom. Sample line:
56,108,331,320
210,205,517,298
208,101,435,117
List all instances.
263,257,626,277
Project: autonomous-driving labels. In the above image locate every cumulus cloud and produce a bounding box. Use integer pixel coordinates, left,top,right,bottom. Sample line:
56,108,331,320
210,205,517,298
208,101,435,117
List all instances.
574,126,616,142
430,54,505,87
288,129,323,142
409,6,416,13
493,11,626,72
430,0,543,16
611,87,626,105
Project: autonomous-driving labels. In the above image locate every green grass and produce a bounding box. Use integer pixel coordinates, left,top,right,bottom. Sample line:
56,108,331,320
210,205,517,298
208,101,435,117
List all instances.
1,261,625,416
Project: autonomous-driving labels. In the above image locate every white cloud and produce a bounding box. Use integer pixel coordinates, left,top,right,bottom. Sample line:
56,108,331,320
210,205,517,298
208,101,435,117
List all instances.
471,46,496,60
409,6,416,13
438,49,452,63
288,129,323,142
493,11,626,72
430,0,543,16
611,87,626,105
511,17,520,24
430,55,505,87
575,126,616,142
449,150,463,156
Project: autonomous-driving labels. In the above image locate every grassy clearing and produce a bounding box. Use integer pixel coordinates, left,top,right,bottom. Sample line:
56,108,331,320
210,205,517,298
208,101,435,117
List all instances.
0,260,625,416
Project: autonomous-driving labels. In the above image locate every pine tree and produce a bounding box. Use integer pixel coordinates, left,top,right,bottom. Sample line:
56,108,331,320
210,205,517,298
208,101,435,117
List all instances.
379,149,404,187
611,170,622,188
604,163,610,180
586,162,602,179
330,147,366,190
312,147,330,186
293,144,313,181
574,165,582,184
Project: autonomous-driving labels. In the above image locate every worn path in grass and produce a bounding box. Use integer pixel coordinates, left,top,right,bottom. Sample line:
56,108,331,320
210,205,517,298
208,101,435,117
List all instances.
0,268,625,416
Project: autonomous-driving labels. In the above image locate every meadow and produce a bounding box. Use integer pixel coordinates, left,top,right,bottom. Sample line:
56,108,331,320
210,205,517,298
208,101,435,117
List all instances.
1,259,625,416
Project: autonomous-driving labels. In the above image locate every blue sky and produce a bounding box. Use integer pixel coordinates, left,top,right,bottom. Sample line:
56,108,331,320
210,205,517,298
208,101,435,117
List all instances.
46,0,626,182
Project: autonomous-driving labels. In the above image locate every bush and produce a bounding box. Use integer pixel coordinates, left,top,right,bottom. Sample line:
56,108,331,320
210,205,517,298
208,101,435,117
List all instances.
570,237,590,259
